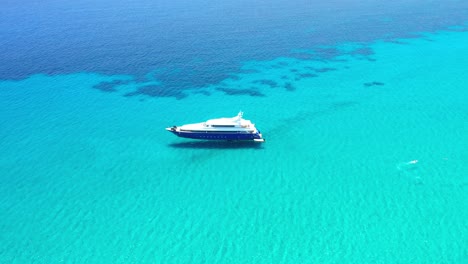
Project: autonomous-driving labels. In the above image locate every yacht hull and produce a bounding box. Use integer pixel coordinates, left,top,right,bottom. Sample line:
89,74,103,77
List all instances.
167,130,263,141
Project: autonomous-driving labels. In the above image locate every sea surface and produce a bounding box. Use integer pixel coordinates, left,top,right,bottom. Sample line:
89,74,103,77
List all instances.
1,0,467,263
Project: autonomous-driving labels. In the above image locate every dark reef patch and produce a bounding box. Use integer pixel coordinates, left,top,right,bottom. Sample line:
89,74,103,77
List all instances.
331,59,348,62
385,40,409,45
124,85,187,99
315,67,336,73
93,79,133,92
239,69,260,74
364,81,385,87
290,69,299,73
315,48,341,60
281,75,289,80
216,87,265,97
298,73,318,78
192,90,211,96
331,101,359,110
284,82,296,91
350,47,374,56
253,79,278,88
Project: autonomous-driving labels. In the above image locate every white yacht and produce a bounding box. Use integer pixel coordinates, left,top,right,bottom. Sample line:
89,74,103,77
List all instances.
166,112,264,142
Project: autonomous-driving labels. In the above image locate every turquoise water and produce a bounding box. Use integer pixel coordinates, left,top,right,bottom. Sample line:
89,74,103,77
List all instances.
1,27,467,264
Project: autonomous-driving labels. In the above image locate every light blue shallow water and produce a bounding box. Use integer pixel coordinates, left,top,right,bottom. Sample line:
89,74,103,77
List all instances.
1,28,467,262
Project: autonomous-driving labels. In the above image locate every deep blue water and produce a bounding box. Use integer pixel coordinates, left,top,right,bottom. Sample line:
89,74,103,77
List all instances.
1,0,467,94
